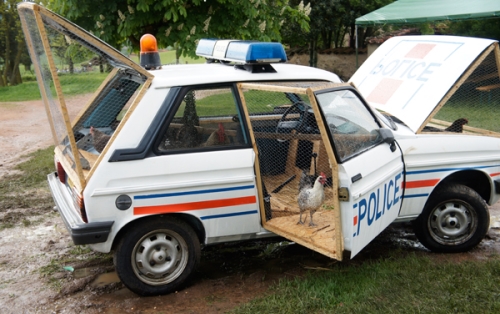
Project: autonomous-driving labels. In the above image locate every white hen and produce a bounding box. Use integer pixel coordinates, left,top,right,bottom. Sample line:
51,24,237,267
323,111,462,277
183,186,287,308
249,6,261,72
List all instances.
297,172,326,226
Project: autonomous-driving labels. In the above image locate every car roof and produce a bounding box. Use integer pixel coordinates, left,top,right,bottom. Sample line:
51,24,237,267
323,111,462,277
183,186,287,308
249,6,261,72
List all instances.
148,62,342,88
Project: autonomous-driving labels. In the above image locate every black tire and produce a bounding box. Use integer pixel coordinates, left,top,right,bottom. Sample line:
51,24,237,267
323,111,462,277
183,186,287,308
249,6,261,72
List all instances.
413,184,490,253
114,217,201,296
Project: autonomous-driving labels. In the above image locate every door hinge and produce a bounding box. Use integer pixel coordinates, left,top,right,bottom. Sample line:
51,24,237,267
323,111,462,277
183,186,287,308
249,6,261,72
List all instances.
338,187,349,202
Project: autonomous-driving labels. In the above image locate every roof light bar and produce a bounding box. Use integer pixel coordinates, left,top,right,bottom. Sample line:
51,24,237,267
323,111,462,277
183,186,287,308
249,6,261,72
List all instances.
196,39,287,64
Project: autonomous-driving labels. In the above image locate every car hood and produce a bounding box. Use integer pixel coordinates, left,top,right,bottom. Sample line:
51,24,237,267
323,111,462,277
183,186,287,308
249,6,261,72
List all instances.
349,35,497,133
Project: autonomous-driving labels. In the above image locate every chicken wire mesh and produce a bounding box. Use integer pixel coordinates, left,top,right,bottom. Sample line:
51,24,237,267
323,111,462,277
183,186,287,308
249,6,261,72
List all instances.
240,82,337,227
423,47,500,134
18,6,146,174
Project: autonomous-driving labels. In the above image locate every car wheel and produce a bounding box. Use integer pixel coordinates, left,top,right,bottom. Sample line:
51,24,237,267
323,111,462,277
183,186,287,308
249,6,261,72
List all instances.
114,217,200,296
414,184,490,253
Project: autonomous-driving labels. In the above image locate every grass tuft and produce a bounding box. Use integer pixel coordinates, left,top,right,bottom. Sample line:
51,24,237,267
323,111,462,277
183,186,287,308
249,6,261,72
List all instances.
0,147,55,228
231,252,500,314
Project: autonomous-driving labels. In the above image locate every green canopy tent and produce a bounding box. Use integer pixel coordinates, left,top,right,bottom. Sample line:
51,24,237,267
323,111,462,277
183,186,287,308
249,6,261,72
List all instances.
354,0,500,66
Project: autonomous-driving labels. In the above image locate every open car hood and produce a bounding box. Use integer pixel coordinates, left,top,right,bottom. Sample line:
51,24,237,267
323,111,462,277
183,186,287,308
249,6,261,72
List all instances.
350,35,497,132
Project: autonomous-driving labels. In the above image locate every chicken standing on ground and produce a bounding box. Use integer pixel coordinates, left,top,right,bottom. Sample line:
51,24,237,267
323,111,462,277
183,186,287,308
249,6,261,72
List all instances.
297,172,326,227
90,126,111,153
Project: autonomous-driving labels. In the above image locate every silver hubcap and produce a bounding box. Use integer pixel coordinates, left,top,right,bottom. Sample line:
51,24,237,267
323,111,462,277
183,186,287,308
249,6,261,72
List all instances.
428,200,477,245
132,230,189,286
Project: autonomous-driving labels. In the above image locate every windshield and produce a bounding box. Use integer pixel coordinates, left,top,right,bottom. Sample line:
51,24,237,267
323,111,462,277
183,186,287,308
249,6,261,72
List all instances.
316,89,383,161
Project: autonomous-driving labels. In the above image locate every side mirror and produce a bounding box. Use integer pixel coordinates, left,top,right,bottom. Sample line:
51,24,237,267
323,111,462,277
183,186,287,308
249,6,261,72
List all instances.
378,128,397,152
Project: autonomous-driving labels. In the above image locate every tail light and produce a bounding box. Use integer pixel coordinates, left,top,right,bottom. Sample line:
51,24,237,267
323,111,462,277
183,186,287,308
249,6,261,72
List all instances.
56,161,66,184
76,193,88,223
55,157,88,223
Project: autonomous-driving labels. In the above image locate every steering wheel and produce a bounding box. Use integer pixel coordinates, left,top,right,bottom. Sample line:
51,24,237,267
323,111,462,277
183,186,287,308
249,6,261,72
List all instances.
275,101,312,140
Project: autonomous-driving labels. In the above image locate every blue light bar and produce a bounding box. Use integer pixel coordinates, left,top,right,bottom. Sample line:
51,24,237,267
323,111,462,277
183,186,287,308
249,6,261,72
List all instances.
195,39,287,64
195,39,217,57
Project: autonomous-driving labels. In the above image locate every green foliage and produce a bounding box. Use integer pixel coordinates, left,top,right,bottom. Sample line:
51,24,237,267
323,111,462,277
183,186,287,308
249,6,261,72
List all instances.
282,0,394,49
420,23,435,35
47,0,310,58
0,0,31,86
447,19,500,41
231,252,500,313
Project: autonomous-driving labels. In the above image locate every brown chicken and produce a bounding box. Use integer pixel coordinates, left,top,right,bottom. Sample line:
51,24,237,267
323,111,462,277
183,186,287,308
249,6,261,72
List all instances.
202,123,230,147
90,126,111,153
445,118,468,132
297,172,326,227
423,118,468,133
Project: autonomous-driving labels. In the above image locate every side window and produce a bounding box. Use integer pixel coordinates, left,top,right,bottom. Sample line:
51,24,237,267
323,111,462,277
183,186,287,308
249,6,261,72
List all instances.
158,86,248,152
316,89,383,161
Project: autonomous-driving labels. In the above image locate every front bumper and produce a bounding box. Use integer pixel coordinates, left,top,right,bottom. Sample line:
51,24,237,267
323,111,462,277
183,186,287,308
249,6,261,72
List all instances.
47,172,113,245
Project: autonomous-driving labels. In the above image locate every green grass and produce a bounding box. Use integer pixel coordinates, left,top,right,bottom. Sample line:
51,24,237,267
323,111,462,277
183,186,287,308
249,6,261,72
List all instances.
57,71,109,96
130,50,206,65
1,51,203,103
232,251,500,314
436,99,500,132
0,147,55,228
173,89,289,118
0,71,109,102
3,147,55,191
0,80,45,102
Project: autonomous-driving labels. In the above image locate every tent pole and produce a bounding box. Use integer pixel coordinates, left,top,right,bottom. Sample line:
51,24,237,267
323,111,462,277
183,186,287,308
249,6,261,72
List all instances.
355,25,359,69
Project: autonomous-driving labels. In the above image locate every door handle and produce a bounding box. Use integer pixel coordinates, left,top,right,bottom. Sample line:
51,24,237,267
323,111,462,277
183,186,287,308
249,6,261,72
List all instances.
351,173,362,183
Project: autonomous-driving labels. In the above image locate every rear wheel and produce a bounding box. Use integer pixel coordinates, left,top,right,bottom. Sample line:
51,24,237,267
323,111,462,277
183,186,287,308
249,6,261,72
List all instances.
114,217,200,296
413,184,490,253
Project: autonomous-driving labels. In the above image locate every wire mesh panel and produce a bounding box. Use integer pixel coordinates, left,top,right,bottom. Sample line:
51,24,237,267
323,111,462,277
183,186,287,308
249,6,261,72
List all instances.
18,4,148,187
239,82,343,259
18,8,65,150
422,46,500,135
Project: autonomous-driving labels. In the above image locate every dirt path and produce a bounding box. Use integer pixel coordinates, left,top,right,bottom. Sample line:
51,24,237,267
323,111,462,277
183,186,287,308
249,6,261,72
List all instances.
0,95,91,178
1,97,500,313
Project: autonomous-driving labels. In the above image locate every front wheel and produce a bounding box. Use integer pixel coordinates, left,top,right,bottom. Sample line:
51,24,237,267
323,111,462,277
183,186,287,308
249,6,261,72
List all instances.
114,217,201,296
413,184,490,253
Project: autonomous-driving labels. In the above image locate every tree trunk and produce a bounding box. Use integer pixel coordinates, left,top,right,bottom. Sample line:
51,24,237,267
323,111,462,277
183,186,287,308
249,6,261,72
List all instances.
333,20,344,48
2,32,11,86
99,56,104,73
69,57,74,74
309,38,317,68
9,40,24,86
320,30,332,50
175,46,181,64
349,23,356,49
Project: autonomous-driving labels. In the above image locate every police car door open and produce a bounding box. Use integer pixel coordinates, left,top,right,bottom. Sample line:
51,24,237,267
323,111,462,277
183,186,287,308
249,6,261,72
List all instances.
313,87,404,258
238,81,403,260
238,82,347,260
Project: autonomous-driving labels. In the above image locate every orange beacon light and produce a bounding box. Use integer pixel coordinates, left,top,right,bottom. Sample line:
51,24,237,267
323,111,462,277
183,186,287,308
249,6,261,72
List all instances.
140,34,161,70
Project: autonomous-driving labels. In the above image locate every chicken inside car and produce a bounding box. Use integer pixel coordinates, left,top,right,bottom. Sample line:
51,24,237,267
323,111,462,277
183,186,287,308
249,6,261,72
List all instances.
18,3,500,296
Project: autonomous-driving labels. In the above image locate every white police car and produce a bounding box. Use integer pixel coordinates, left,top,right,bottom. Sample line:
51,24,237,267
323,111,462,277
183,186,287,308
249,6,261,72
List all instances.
19,3,500,296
